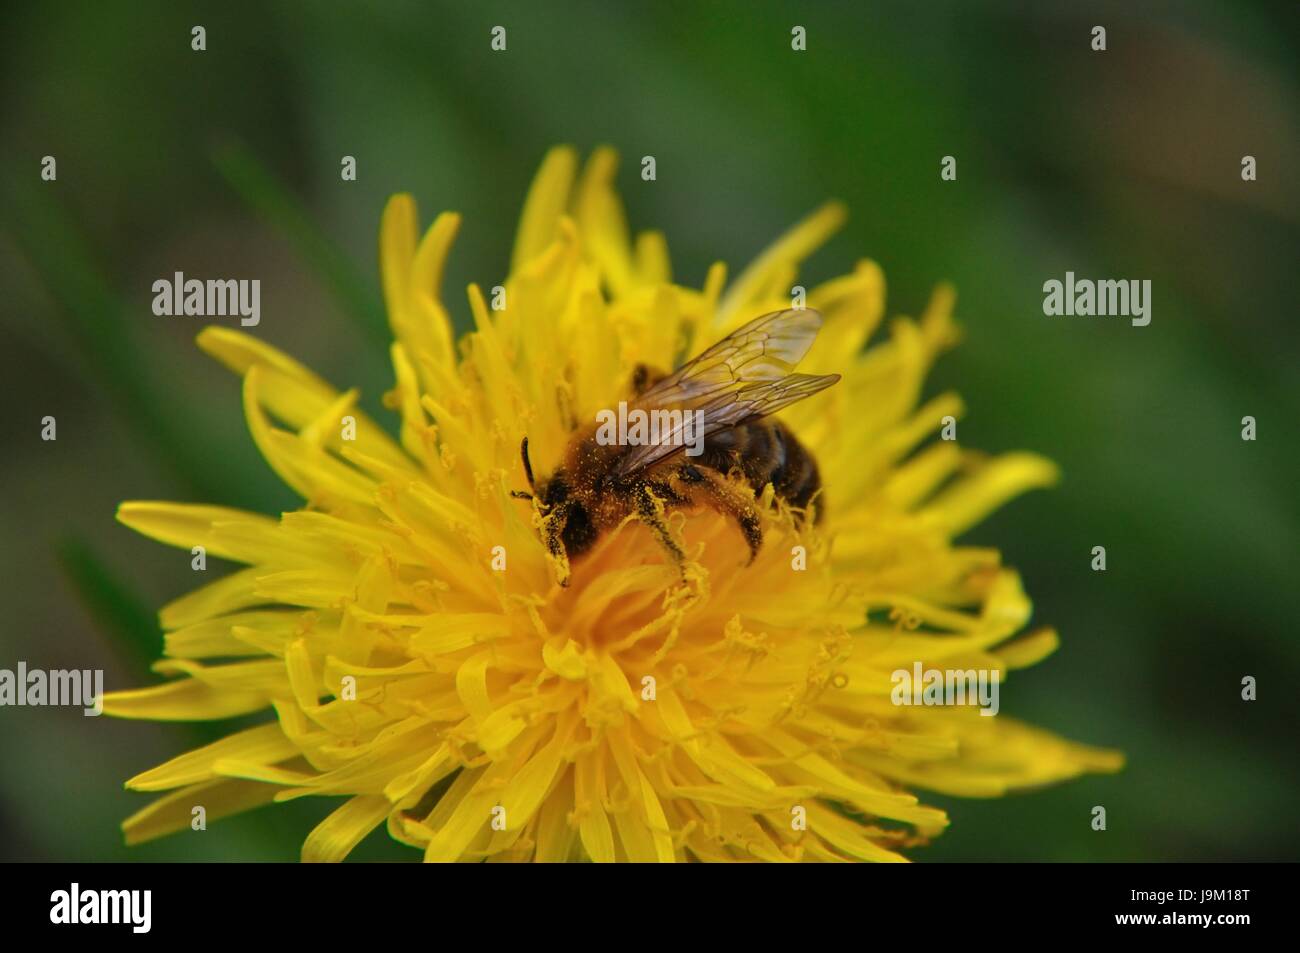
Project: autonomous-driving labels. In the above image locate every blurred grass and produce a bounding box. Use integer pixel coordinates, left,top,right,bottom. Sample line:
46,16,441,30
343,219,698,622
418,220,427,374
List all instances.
56,536,161,682
211,140,390,349
3,181,256,501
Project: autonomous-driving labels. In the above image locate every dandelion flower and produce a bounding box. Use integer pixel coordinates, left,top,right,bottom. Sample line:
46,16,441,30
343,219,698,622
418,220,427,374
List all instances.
106,146,1121,862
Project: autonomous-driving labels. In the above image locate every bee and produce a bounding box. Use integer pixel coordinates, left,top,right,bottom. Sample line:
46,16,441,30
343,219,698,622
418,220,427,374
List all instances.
512,308,840,586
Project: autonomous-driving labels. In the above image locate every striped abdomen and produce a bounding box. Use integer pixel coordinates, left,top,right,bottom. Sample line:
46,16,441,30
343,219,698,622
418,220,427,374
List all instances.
699,418,823,518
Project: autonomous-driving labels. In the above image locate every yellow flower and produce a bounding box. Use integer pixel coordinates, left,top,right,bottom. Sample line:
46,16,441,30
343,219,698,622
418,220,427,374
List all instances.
106,146,1121,862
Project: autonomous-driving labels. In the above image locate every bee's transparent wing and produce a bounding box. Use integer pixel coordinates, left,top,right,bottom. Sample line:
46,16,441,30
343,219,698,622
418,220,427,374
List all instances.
639,308,826,404
613,308,839,477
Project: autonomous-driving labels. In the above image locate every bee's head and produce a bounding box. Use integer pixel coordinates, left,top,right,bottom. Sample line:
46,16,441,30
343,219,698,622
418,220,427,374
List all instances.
535,473,568,511
511,436,568,514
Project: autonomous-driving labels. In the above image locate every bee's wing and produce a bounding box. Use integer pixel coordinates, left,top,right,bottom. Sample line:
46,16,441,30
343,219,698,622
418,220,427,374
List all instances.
640,308,826,404
613,308,839,477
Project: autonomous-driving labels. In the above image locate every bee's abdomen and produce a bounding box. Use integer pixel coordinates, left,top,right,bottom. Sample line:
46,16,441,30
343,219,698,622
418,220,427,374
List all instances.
766,421,822,518
706,420,823,520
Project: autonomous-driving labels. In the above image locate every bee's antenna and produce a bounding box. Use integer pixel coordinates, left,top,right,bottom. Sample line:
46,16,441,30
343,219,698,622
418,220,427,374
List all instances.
520,436,537,493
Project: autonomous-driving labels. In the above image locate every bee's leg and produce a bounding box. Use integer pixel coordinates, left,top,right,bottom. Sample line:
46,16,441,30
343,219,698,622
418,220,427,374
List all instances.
540,501,572,587
633,481,686,570
680,464,763,564
644,478,687,506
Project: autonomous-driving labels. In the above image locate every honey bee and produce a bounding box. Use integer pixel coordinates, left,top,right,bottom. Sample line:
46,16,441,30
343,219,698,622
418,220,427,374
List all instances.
512,308,840,586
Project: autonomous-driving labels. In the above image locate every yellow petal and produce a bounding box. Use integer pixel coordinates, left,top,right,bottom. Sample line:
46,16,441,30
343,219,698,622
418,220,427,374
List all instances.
407,211,460,371
126,722,296,791
717,200,846,324
159,567,264,629
512,145,578,273
117,501,279,563
198,326,411,471
573,146,633,295
498,715,574,830
997,627,1061,669
103,677,269,721
380,193,418,329
923,452,1061,537
163,610,299,659
302,795,392,863
123,779,281,846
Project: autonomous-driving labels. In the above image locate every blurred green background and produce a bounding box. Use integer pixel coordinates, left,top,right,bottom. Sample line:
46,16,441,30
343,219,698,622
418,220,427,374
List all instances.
1,0,1296,862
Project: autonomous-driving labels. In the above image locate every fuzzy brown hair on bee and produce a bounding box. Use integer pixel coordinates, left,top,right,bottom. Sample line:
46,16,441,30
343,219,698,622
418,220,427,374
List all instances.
511,308,840,586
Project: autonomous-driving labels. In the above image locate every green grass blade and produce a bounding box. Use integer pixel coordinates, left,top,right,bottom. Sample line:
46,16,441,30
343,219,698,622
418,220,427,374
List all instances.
211,140,389,348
